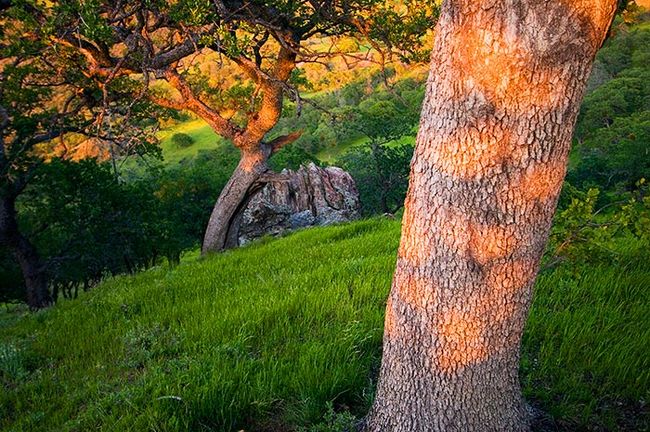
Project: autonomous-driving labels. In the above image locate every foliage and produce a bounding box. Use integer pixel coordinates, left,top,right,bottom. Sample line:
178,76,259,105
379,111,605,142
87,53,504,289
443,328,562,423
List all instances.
170,132,195,148
332,78,420,215
269,143,321,171
547,180,650,266
571,111,650,191
355,98,416,143
18,159,160,296
144,146,240,261
0,3,162,307
1,150,239,303
0,218,647,431
3,150,227,304
337,141,414,215
37,0,437,165
273,74,424,159
570,20,650,191
298,402,358,432
366,1,439,63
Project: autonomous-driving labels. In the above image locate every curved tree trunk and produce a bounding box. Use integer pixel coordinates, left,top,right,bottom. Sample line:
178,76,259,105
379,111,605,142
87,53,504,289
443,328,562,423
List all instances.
364,1,616,431
0,195,51,309
201,149,270,254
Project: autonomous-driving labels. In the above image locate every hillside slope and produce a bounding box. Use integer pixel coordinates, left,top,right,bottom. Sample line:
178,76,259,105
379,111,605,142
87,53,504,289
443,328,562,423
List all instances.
1,218,648,431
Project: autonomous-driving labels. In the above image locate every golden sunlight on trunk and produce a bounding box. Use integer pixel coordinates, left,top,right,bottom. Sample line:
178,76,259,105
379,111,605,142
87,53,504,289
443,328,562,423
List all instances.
364,1,617,431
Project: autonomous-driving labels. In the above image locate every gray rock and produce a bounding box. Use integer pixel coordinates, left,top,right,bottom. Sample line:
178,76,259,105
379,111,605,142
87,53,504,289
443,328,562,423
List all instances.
237,163,360,245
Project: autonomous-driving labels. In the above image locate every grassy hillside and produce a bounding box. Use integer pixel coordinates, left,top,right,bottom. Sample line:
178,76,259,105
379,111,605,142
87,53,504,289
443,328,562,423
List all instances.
1,218,648,431
157,120,226,164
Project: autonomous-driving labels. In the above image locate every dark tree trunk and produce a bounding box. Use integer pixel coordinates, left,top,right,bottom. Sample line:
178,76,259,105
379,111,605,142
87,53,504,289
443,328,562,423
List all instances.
0,195,51,309
364,1,617,431
201,149,270,254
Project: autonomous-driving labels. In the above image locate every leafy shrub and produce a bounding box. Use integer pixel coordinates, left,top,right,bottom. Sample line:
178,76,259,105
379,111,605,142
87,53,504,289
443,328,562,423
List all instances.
171,132,195,148
269,143,320,171
570,110,650,191
299,402,358,432
547,180,650,266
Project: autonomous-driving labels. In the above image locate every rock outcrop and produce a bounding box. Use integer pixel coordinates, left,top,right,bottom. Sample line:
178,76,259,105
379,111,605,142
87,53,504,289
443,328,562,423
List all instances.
236,163,360,245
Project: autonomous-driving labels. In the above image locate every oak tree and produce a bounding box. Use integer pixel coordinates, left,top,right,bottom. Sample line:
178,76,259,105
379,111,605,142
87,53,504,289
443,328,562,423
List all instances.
44,0,436,253
364,1,618,431
0,4,156,308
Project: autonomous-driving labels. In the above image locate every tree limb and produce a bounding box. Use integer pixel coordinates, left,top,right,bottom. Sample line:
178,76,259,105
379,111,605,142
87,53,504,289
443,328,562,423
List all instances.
162,68,241,142
266,130,303,154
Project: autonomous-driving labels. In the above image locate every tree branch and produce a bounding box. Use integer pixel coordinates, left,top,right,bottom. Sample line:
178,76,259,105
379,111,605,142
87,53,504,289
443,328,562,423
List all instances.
266,130,303,154
162,68,241,142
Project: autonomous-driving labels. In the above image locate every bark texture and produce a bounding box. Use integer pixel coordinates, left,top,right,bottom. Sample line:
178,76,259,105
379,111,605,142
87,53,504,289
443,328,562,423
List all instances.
0,195,51,309
200,47,299,255
201,150,270,254
365,1,617,431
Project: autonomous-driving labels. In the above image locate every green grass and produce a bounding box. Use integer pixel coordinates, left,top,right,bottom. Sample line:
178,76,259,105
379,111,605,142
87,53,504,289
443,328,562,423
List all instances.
156,114,357,166
1,218,648,431
316,136,368,163
316,135,417,164
154,117,416,167
158,119,226,164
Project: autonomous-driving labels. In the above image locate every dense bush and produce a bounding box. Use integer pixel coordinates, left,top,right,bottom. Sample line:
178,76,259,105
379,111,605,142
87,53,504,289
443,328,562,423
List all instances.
145,146,240,262
269,143,321,171
337,141,413,215
16,159,163,300
171,132,195,148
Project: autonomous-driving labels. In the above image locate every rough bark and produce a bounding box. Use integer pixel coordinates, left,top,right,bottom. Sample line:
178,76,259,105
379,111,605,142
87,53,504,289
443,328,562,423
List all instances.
201,149,271,254
0,195,51,309
364,1,617,431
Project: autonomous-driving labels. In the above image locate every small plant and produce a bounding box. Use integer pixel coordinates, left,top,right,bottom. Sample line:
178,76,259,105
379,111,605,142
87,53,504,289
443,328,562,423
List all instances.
171,132,195,148
300,402,358,432
0,343,28,382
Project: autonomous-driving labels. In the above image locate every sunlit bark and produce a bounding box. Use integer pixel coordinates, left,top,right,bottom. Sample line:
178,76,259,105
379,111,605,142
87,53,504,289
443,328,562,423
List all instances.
200,47,298,254
364,1,617,431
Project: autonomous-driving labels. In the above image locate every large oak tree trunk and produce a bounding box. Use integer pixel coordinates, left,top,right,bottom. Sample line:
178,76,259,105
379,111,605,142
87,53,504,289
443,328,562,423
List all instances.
364,1,617,431
0,195,51,309
201,149,270,254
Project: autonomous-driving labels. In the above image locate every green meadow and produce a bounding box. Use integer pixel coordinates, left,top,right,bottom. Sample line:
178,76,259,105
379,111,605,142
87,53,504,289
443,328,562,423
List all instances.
1,218,647,431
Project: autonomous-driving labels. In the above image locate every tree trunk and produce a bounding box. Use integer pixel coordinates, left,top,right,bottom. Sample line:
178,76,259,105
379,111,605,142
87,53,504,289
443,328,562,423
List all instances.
364,1,616,431
201,149,270,254
0,195,51,309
